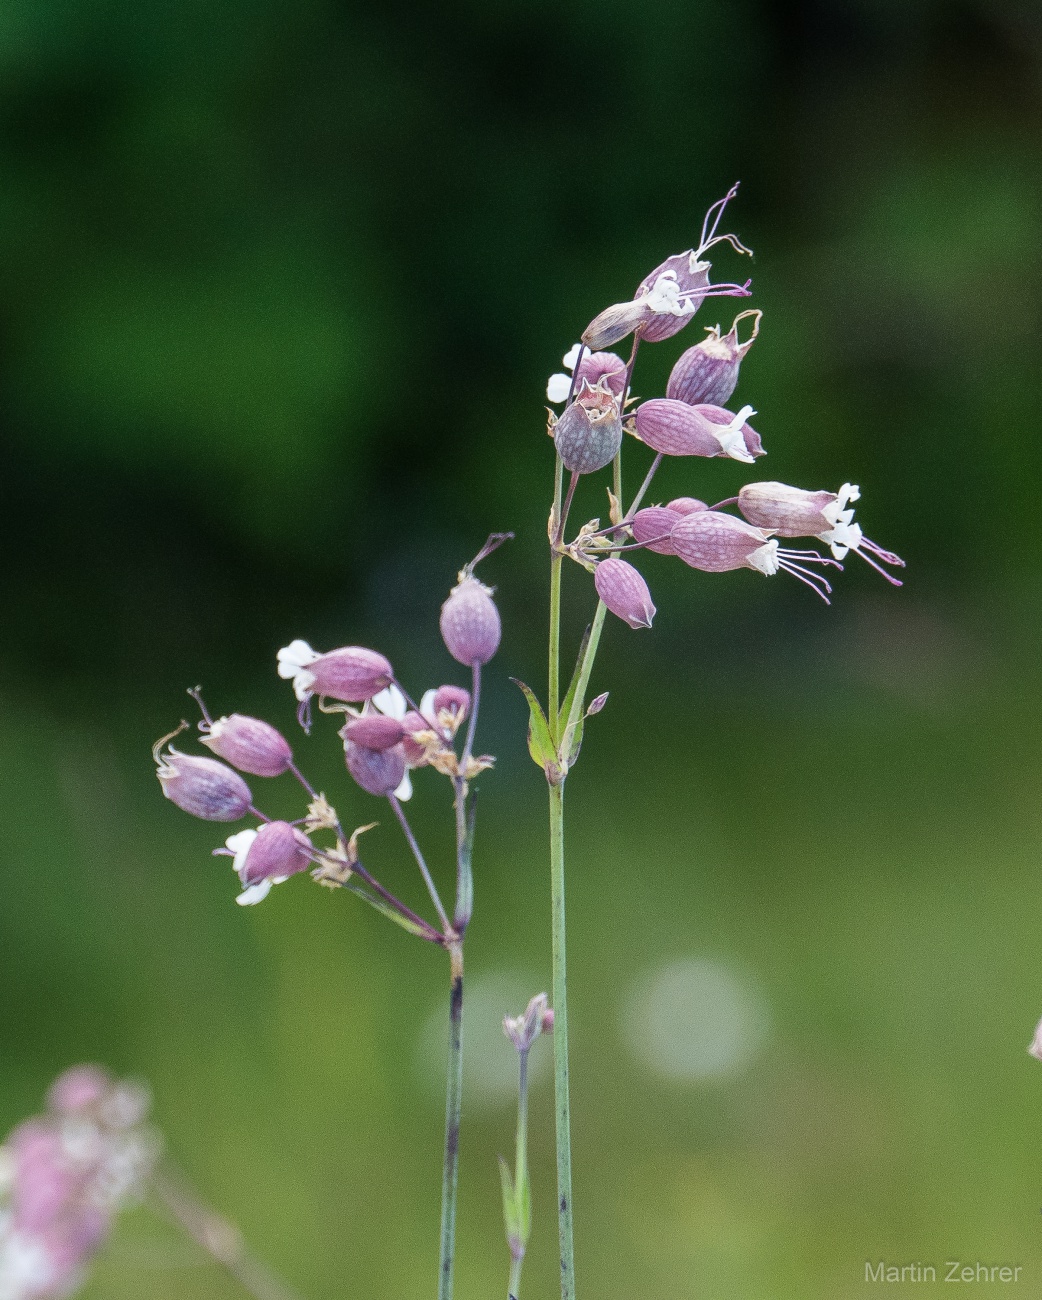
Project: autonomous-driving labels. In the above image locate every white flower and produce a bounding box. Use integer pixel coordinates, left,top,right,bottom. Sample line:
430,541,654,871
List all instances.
746,538,780,576
224,829,258,875
546,343,583,404
235,880,273,906
818,483,862,558
710,405,757,463
277,639,320,701
643,269,701,317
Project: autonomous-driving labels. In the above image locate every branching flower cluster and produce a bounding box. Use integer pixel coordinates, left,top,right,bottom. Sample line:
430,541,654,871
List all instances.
0,1067,155,1300
546,184,904,623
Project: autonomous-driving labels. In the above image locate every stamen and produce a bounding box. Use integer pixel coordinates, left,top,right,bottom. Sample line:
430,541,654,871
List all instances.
778,560,832,604
853,546,904,587
699,183,740,247
186,685,214,729
699,232,754,259
777,547,843,568
860,536,906,568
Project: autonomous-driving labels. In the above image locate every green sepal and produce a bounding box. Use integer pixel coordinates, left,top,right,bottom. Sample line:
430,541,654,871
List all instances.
559,624,591,736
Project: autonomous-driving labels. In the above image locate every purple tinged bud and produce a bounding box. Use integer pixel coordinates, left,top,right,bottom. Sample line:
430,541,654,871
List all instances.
503,993,551,1052
586,692,608,716
237,821,312,886
346,741,407,797
401,711,432,767
309,647,394,702
671,510,776,574
155,747,252,821
575,350,628,397
635,399,763,462
631,506,681,556
440,575,501,666
667,496,709,515
666,310,761,407
541,1007,555,1034
553,380,624,475
738,481,840,536
594,558,656,629
634,254,713,343
341,715,405,750
431,684,470,723
200,714,292,777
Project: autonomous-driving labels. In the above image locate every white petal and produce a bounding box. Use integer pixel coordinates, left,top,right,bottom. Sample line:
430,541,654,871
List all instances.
419,688,438,719
747,540,780,576
562,343,582,370
225,829,259,874
292,669,316,701
277,639,318,678
235,880,273,906
394,770,413,802
372,684,408,720
546,373,572,403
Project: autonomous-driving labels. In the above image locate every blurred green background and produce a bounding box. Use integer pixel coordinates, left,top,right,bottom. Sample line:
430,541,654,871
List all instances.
2,0,1042,1296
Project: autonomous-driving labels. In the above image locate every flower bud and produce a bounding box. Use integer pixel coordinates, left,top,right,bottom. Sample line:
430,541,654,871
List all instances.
671,510,776,574
666,310,761,407
594,558,655,629
553,380,623,474
576,350,627,397
155,747,252,821
277,639,393,703
440,576,501,666
200,714,292,777
432,685,470,723
634,400,763,462
581,299,650,351
345,741,407,797
667,496,709,515
341,715,405,750
630,506,681,556
503,993,551,1053
230,822,312,887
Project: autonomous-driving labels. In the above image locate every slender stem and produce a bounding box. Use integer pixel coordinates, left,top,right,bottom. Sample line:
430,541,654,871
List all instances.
150,1165,303,1300
508,1049,531,1300
389,795,452,935
548,779,575,1300
563,601,607,742
453,663,481,931
462,663,481,769
549,456,565,737
438,942,465,1300
626,452,662,518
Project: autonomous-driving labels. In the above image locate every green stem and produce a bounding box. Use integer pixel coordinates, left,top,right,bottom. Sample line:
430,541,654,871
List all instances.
549,456,564,735
548,778,575,1300
509,1050,530,1300
509,1255,523,1300
438,942,464,1300
562,601,607,742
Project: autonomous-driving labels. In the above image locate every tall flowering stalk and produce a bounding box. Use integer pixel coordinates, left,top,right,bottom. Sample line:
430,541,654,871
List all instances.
528,184,905,1299
153,537,510,1300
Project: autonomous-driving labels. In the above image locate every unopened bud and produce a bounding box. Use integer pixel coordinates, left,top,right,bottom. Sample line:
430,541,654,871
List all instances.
581,299,650,352
345,741,407,797
553,381,623,475
631,506,681,556
432,685,470,724
201,714,292,777
277,639,393,703
503,993,551,1052
401,711,433,766
155,746,252,821
594,558,655,629
666,310,761,407
440,576,501,666
541,1007,555,1034
341,715,405,751
667,497,709,515
576,350,628,396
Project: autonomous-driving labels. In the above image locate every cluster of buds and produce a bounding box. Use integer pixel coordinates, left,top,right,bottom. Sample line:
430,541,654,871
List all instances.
547,186,905,624
502,993,554,1055
0,1067,156,1300
153,540,507,924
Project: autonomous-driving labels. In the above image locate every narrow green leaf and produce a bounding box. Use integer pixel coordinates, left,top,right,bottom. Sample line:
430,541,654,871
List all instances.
559,624,592,734
339,880,432,940
510,679,560,779
498,1155,520,1241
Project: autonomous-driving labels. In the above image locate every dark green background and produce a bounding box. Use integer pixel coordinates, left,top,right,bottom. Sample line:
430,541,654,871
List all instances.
2,1,1041,1296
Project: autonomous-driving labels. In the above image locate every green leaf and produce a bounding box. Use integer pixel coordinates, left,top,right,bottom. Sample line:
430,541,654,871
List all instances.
498,1155,520,1241
511,679,562,783
339,879,433,940
559,624,592,735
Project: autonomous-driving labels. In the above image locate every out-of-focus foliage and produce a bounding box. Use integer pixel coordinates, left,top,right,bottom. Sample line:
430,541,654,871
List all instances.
2,1,1042,1297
